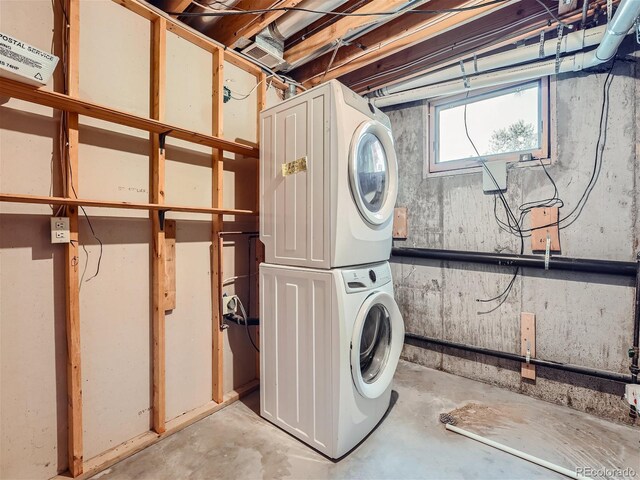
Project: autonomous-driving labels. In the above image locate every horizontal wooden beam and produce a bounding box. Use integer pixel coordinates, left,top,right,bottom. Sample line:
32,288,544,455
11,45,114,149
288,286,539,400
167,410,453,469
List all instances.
0,193,256,216
0,78,258,157
284,0,412,66
212,0,304,47
53,380,259,480
336,0,585,93
291,0,512,86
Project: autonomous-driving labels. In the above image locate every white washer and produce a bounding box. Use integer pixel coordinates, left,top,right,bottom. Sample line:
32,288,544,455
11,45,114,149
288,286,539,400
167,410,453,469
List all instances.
260,80,399,269
260,261,404,458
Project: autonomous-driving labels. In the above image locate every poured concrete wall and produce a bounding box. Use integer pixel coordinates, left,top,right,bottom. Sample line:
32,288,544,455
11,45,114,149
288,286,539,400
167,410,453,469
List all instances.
0,1,275,477
386,49,639,425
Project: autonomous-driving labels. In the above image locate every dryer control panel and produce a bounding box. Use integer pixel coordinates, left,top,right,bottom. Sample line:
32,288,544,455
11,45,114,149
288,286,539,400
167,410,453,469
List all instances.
342,262,392,293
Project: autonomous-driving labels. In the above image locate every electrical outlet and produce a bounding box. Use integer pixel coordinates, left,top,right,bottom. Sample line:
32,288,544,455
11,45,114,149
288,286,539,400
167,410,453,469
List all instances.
51,217,70,244
222,294,239,316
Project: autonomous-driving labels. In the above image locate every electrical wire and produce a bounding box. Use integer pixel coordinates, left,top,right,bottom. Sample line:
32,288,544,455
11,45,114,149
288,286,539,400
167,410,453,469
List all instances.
534,0,572,28
169,0,511,17
227,75,273,100
237,297,259,352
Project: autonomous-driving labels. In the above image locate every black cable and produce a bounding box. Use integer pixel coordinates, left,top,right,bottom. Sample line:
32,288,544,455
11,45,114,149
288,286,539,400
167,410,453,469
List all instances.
170,0,510,17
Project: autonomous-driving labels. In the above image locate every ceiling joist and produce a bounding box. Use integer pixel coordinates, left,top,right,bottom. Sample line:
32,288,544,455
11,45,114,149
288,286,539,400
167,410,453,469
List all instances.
291,0,516,87
284,0,417,67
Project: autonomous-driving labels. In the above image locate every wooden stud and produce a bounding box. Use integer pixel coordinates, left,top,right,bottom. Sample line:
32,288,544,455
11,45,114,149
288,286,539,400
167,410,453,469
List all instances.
164,220,177,311
150,15,167,435
63,0,83,475
521,313,536,380
0,77,258,157
212,48,225,403
255,73,267,379
531,206,560,252
0,193,255,215
393,207,408,239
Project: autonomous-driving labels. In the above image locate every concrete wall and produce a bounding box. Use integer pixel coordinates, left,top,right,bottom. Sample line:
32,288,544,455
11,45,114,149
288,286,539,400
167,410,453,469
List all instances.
0,1,277,477
386,48,639,425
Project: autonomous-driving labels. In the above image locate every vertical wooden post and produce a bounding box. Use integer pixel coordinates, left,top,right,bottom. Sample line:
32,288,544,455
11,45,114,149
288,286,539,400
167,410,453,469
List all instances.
150,16,167,434
255,73,267,379
64,0,83,475
212,48,225,403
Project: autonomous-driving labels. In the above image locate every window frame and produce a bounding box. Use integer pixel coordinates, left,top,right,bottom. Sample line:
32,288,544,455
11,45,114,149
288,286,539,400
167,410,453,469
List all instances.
426,78,550,175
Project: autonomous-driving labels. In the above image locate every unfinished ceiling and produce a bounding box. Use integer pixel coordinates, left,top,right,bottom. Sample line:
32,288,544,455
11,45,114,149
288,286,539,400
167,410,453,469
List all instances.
148,0,614,93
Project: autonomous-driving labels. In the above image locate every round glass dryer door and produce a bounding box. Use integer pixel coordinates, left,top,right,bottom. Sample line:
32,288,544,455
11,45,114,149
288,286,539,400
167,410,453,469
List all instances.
351,292,404,399
349,121,398,226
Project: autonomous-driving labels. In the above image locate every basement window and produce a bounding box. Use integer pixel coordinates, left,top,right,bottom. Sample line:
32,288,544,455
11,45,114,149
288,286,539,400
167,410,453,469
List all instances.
427,78,549,174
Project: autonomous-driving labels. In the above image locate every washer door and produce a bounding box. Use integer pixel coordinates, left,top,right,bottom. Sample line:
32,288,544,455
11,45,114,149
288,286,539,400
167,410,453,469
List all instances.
348,121,398,226
351,291,404,399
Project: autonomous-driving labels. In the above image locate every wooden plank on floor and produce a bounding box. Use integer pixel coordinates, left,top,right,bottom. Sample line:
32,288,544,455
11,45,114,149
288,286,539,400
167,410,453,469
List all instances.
164,219,176,311
64,0,83,475
212,48,225,403
151,15,167,435
54,379,259,480
521,312,536,380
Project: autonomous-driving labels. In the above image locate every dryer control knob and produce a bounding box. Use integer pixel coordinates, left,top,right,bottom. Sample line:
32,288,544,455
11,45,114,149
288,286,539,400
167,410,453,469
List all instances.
369,270,377,282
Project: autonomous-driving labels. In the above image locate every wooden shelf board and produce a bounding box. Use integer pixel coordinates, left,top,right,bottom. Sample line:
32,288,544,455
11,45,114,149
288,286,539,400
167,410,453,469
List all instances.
0,193,256,216
0,78,259,158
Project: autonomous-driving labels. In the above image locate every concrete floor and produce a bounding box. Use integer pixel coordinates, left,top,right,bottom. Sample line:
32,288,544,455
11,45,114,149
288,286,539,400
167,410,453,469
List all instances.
93,361,639,480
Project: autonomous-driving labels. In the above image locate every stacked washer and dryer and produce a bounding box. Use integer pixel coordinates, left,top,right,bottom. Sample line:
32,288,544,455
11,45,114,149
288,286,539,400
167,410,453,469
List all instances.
259,80,404,459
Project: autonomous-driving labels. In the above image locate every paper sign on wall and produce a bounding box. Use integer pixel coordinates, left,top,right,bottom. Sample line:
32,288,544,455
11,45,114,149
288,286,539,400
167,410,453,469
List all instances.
0,32,59,86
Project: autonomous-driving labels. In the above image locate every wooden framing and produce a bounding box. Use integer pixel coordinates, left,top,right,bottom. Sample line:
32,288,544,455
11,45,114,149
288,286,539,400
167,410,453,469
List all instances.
150,15,168,435
212,48,225,404
291,0,514,86
0,77,257,157
0,0,276,478
284,0,413,66
64,0,83,475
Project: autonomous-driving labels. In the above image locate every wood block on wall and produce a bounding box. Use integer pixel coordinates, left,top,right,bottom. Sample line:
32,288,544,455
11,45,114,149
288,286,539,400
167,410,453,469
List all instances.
521,312,536,380
530,207,560,252
393,207,407,239
164,220,176,311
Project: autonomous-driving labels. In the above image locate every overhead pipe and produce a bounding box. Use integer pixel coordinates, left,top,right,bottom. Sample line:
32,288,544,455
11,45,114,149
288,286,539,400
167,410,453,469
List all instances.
372,24,607,97
372,0,640,107
405,332,634,383
391,247,638,277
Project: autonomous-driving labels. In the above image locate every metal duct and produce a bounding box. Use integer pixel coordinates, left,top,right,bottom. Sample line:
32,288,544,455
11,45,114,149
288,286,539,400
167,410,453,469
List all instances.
180,0,242,36
271,0,350,40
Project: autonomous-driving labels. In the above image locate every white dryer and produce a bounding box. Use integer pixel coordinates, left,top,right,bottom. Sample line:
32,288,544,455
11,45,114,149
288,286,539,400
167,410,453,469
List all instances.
260,261,404,458
260,80,398,269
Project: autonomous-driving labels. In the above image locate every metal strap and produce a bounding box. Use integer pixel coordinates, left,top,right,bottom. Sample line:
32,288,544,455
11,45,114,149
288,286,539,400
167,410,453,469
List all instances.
473,54,478,73
538,31,545,58
607,0,613,21
554,25,565,74
459,60,470,89
544,235,551,270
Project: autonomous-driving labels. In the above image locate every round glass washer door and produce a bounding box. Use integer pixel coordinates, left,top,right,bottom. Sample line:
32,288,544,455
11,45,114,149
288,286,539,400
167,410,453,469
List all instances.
348,121,398,226
351,292,404,399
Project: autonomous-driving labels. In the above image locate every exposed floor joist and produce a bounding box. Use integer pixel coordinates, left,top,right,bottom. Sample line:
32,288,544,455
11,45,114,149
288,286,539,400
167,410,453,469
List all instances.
290,0,516,87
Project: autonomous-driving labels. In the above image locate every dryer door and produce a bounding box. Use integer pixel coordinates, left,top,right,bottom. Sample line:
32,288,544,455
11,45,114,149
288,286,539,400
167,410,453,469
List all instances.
351,291,404,399
348,121,398,226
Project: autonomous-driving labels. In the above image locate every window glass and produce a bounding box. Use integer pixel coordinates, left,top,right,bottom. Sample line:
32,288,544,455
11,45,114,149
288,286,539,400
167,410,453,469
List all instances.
435,81,542,164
